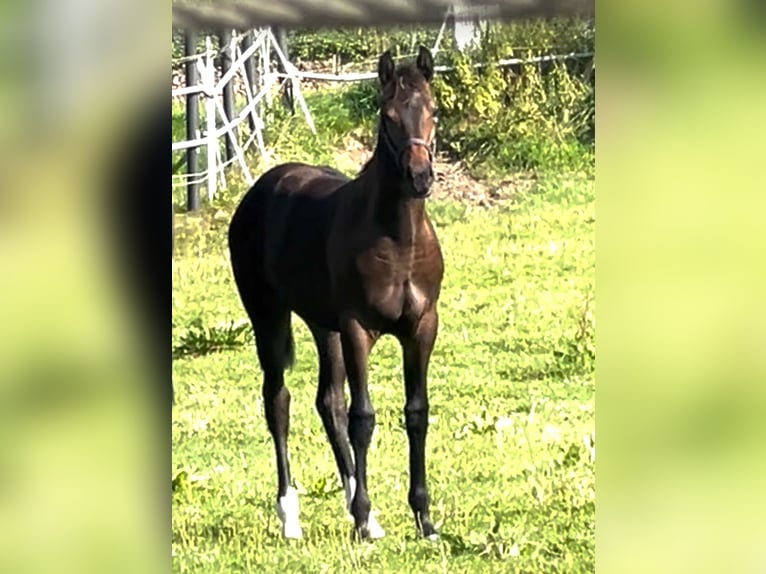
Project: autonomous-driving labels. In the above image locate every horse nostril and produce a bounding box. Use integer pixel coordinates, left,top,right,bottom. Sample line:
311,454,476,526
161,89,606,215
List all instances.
411,168,433,197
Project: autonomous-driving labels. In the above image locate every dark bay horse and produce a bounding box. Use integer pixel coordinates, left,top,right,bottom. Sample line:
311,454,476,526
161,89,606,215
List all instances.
228,47,443,541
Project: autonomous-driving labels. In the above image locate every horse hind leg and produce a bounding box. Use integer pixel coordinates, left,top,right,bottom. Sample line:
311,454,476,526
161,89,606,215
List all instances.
229,217,300,537
252,310,302,539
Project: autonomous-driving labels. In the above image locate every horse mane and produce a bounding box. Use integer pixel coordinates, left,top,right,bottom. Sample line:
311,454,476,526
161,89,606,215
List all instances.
359,155,376,175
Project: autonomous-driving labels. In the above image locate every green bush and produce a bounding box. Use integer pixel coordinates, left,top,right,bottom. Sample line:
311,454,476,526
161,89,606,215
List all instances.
287,19,595,175
431,19,594,175
287,26,441,64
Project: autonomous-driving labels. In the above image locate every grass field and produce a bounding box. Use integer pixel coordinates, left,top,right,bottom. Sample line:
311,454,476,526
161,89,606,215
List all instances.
172,168,595,572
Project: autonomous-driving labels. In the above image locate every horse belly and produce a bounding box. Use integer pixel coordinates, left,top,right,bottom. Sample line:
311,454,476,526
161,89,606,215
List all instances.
262,237,340,330
278,252,339,326
290,287,340,331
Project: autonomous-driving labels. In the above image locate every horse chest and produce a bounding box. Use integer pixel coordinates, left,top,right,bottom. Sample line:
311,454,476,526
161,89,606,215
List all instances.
357,256,430,324
372,279,427,322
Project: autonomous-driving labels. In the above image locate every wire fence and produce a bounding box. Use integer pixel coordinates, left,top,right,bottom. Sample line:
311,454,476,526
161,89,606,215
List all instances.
172,28,318,201
172,41,593,203
271,51,593,83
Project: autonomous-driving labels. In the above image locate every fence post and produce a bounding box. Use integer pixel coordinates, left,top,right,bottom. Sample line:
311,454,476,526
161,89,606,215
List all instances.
241,30,258,131
262,32,272,107
272,26,294,114
205,36,217,202
184,29,200,212
219,28,236,162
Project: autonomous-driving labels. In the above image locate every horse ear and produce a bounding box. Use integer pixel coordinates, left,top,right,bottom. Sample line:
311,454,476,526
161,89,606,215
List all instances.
416,45,434,82
378,50,395,86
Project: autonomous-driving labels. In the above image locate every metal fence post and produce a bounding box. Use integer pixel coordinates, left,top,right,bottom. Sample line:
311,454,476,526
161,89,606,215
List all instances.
184,28,200,212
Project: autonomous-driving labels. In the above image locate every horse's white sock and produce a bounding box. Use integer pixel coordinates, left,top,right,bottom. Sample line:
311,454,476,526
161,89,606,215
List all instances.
276,487,302,539
342,476,356,517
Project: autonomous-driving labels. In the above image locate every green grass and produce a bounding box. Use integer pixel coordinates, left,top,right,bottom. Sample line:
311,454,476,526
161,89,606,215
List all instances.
172,170,595,572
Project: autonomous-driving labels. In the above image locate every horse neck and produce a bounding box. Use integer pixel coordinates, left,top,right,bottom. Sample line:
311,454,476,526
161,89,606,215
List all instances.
365,151,426,247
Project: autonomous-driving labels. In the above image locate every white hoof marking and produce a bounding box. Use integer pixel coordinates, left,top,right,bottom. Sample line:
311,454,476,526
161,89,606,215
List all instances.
343,476,356,517
276,487,302,539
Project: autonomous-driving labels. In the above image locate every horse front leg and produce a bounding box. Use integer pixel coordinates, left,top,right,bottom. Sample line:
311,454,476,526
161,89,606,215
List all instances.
339,315,384,540
307,323,357,518
401,308,438,540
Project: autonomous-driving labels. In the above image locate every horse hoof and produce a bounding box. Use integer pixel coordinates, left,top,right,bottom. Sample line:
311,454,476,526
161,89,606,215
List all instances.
353,513,385,541
421,521,438,541
367,513,385,539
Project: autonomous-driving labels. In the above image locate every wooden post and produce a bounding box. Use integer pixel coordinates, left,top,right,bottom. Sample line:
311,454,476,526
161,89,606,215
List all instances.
184,29,199,212
219,29,236,162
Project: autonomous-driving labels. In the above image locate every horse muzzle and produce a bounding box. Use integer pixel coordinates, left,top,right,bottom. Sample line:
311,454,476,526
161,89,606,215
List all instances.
409,166,434,198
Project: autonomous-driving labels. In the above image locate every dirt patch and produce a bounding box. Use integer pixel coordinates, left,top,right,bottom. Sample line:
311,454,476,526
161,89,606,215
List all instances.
431,157,536,207
334,138,536,207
